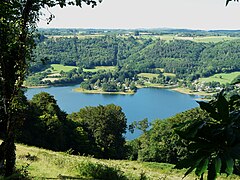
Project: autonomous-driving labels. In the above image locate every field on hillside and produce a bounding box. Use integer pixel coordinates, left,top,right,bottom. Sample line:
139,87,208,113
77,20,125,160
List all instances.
138,72,176,79
83,66,116,72
44,64,117,74
53,33,240,43
198,71,240,84
46,64,78,73
191,36,240,43
138,73,159,79
14,143,187,179
6,142,238,179
139,34,240,43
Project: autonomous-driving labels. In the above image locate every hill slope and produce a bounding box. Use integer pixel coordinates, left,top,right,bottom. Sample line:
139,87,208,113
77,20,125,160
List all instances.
6,143,239,179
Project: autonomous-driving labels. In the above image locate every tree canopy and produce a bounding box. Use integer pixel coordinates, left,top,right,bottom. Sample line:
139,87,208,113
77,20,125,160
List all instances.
69,104,127,159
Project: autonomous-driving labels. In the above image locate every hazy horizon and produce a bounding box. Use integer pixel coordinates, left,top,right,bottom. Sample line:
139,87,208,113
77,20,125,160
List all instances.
37,27,240,31
38,0,240,30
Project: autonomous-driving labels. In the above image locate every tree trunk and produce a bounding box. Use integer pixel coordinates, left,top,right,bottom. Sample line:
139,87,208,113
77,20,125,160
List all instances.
4,133,16,176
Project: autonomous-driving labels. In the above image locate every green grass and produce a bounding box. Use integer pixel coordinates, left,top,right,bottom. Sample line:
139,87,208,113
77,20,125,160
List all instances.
191,36,240,43
46,64,78,73
198,71,240,84
138,72,176,79
155,68,164,72
83,66,116,72
13,142,240,180
138,73,159,79
139,34,240,43
163,72,176,77
44,64,116,74
15,143,190,179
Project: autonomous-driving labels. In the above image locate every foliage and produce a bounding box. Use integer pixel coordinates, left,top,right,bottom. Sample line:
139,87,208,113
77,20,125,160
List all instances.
70,104,127,159
16,92,93,155
127,108,207,164
17,92,67,150
78,161,126,180
174,91,240,179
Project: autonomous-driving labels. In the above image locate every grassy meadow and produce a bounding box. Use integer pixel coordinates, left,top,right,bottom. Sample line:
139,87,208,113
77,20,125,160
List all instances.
45,64,78,73
138,73,159,79
83,66,116,72
139,34,240,43
4,142,237,179
14,143,188,179
198,71,240,84
45,64,117,73
138,72,176,79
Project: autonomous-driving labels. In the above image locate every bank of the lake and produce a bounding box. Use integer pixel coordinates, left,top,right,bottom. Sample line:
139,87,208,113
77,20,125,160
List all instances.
25,82,214,97
74,87,135,95
171,87,216,96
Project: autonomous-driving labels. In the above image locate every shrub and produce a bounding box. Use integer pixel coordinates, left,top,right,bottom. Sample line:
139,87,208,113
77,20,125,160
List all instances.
78,161,126,180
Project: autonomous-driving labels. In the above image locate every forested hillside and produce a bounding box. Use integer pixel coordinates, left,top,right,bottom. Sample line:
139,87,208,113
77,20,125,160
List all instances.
26,34,240,96
32,35,240,78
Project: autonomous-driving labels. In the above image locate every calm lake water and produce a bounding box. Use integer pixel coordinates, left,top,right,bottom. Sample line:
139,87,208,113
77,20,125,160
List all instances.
26,85,199,139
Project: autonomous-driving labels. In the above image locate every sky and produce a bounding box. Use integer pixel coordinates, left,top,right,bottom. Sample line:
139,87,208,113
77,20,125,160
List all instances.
38,0,240,30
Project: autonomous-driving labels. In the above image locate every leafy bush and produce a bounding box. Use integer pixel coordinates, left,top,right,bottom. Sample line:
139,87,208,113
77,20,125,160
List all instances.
78,161,126,180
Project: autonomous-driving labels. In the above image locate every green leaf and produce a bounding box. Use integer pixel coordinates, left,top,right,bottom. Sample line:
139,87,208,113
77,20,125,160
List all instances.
195,158,209,176
176,120,206,140
174,157,196,169
175,153,203,169
197,101,220,120
207,160,219,180
214,157,222,175
225,156,234,175
216,92,229,122
188,142,214,152
183,159,202,178
183,166,196,179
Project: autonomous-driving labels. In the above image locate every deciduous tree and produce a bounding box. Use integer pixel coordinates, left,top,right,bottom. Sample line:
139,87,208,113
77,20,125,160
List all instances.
0,0,101,176
76,104,127,159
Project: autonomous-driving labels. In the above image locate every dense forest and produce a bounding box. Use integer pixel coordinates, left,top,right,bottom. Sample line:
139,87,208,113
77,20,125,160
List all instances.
31,34,240,76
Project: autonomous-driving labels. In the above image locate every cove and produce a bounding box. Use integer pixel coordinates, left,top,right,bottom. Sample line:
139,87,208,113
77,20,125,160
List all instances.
25,85,199,139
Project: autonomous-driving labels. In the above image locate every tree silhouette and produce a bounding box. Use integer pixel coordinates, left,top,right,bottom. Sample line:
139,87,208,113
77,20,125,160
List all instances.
226,0,239,6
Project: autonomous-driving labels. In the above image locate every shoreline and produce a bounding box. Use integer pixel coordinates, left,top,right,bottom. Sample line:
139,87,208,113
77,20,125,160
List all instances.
23,85,49,89
25,84,215,97
170,87,216,96
73,87,135,95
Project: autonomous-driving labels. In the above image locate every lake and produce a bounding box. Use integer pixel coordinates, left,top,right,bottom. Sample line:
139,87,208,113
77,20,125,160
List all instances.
26,85,199,139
